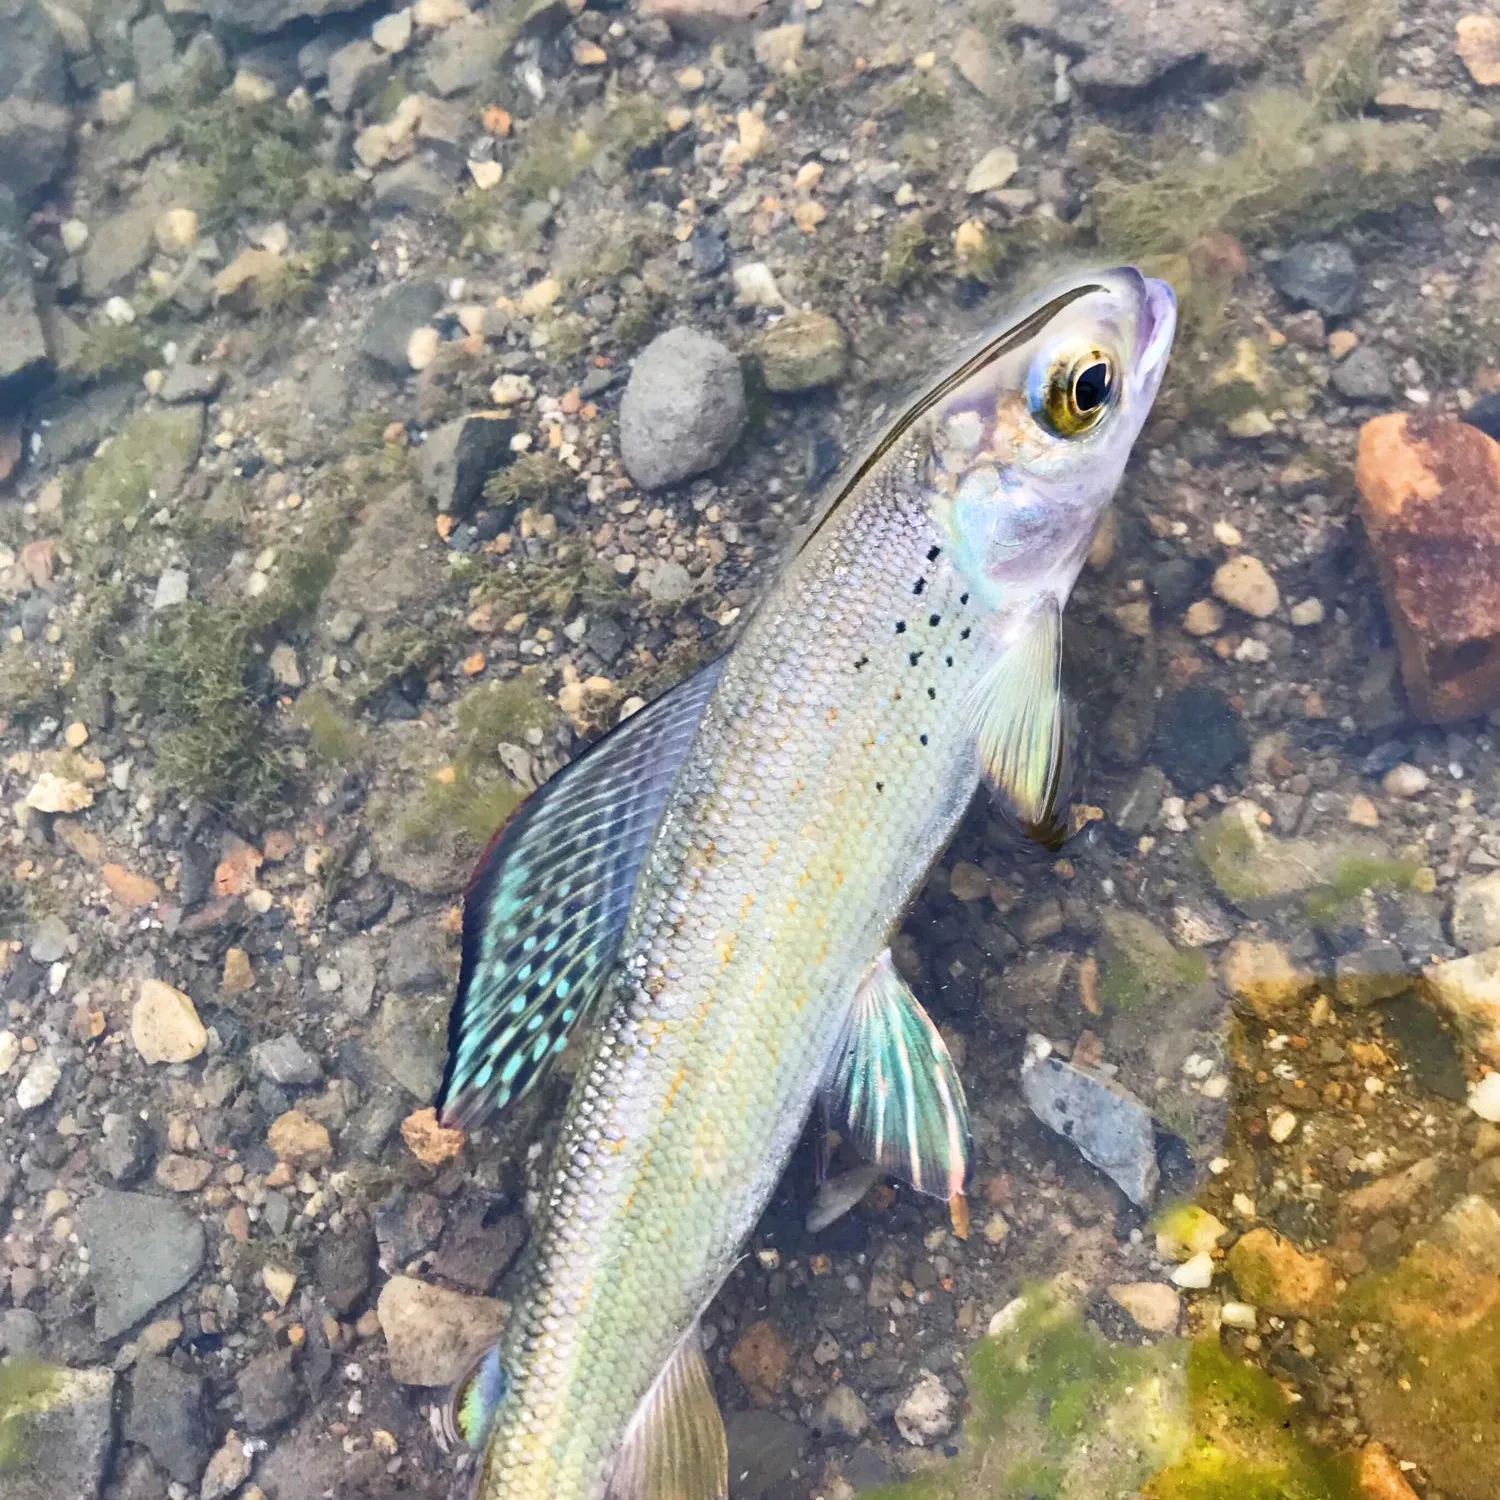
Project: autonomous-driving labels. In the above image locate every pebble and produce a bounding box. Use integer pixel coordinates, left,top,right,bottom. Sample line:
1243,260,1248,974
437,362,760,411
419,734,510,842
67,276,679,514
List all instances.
267,1109,332,1168
400,1106,465,1166
1457,14,1500,87
29,913,72,964
1220,1300,1258,1330
222,946,255,993
1212,554,1280,617
24,771,94,813
372,6,413,51
1288,597,1325,627
1453,871,1500,953
1469,1072,1500,1121
893,1370,954,1445
730,1320,790,1402
253,1033,322,1087
1268,1108,1298,1143
262,1265,297,1306
1154,1203,1227,1260
1182,599,1223,635
1347,793,1380,827
1154,684,1247,793
200,1432,253,1500
1170,1250,1214,1289
1107,1281,1180,1332
965,145,1019,194
1424,947,1500,1063
1225,1227,1335,1315
1331,345,1393,402
16,1057,60,1110
1382,762,1430,798
1270,240,1359,317
153,207,199,255
817,1383,869,1438
60,218,89,254
376,1275,507,1385
132,979,208,1064
731,262,784,307
1356,1442,1421,1500
1221,938,1315,1021
152,568,190,611
0,1031,17,1075
155,1154,211,1192
755,310,848,392
619,327,748,490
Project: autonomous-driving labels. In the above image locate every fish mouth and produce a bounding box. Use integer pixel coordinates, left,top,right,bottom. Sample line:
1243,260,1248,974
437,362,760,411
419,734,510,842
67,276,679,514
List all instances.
1135,275,1178,382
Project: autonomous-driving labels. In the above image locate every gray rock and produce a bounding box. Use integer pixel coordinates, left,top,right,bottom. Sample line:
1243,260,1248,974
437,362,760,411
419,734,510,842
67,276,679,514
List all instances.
126,1357,210,1483
326,38,390,115
347,1088,405,1157
178,30,229,102
1109,764,1167,835
159,360,224,404
724,1410,808,1500
361,280,443,372
385,919,444,992
1453,871,1500,954
370,157,452,218
78,199,158,299
237,1347,301,1432
816,1382,870,1438
1013,0,1261,102
28,913,71,964
1020,1037,1159,1205
1331,345,1392,402
417,412,517,517
252,1032,323,1087
0,0,71,201
314,1221,375,1313
1333,943,1412,1008
1270,241,1359,318
78,1190,207,1339
0,1306,43,1353
619,326,747,490
202,0,369,36
96,1114,154,1184
1,1363,115,1500
0,190,49,411
420,19,512,96
639,558,695,608
371,994,448,1100
152,568,190,611
755,309,848,392
130,13,178,99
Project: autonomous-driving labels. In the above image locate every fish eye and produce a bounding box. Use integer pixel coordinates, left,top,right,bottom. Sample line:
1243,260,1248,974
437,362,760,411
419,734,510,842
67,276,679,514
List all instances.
1034,349,1117,438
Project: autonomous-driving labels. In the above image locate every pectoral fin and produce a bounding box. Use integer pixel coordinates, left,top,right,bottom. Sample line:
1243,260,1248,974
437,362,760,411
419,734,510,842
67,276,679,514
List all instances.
606,1327,727,1500
438,658,725,1130
826,951,970,1202
440,1342,507,1450
967,595,1069,848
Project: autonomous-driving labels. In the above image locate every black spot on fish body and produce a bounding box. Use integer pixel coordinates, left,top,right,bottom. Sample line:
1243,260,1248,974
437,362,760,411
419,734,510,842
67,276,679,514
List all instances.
920,734,929,745
928,613,940,627
913,578,926,595
945,655,954,667
959,628,971,640
908,651,923,666
927,687,936,700
876,781,885,793
927,545,941,562
895,621,907,634
959,592,970,606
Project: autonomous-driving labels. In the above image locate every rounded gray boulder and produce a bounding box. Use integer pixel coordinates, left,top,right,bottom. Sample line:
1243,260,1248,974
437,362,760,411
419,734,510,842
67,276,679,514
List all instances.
619,326,747,490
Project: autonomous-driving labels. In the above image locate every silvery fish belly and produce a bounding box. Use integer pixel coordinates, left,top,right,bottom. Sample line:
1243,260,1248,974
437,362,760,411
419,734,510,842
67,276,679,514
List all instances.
435,267,1177,1500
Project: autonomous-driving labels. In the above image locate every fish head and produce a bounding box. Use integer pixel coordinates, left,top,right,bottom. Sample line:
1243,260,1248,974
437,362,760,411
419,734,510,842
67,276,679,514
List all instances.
930,266,1176,614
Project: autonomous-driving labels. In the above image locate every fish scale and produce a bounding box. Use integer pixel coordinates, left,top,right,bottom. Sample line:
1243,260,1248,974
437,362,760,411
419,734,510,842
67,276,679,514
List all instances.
449,268,1178,1500
479,441,987,1497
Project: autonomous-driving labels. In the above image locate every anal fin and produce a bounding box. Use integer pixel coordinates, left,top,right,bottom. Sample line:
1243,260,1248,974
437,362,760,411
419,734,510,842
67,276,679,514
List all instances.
826,951,971,1203
967,595,1070,848
606,1327,727,1500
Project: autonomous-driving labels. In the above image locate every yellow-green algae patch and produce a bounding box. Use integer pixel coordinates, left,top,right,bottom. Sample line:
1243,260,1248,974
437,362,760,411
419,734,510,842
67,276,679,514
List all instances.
865,1284,1355,1500
0,1357,62,1471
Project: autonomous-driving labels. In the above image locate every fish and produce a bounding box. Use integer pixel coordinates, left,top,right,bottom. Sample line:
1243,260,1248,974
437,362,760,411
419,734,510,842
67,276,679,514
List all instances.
435,265,1177,1500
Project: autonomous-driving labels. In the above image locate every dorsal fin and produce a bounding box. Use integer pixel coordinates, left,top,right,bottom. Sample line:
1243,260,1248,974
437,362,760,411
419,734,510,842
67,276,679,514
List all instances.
437,658,725,1130
605,1327,727,1500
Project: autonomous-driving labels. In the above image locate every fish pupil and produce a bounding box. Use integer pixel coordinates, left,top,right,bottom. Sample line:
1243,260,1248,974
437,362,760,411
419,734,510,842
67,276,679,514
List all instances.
1073,361,1112,412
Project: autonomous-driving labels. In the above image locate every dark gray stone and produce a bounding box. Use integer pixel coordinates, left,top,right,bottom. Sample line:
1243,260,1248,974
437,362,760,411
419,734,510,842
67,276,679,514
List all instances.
126,1357,210,1483
384,920,444,993
1110,764,1167,835
1020,1038,1159,1206
237,1348,301,1432
252,1033,323,1087
374,1188,446,1269
420,20,512,97
28,913,71,964
619,326,747,490
130,13,178,99
202,0,369,37
1332,943,1411,1008
724,1410,808,1500
360,280,443,372
431,1206,528,1293
370,158,452,219
78,1190,206,1339
1330,345,1393,402
0,1307,43,1353
1154,685,1247,794
371,992,448,1100
0,0,71,201
314,1221,375,1313
159,360,223,405
0,189,49,413
1270,241,1359,318
96,1115,154,1184
417,412,517,517
325,38,390,115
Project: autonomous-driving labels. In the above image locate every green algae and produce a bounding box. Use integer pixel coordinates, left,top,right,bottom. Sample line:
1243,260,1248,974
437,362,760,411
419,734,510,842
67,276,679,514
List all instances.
1302,856,1421,926
483,452,573,512
0,1357,62,1472
881,215,933,290
1097,909,1208,1012
295,689,371,767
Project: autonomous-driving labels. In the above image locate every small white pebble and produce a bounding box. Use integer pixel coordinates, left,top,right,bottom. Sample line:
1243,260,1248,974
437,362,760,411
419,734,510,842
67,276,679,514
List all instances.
1289,597,1325,627
1469,1072,1500,1122
1221,1301,1258,1329
1268,1109,1298,1143
1170,1251,1215,1289
1382,763,1430,798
